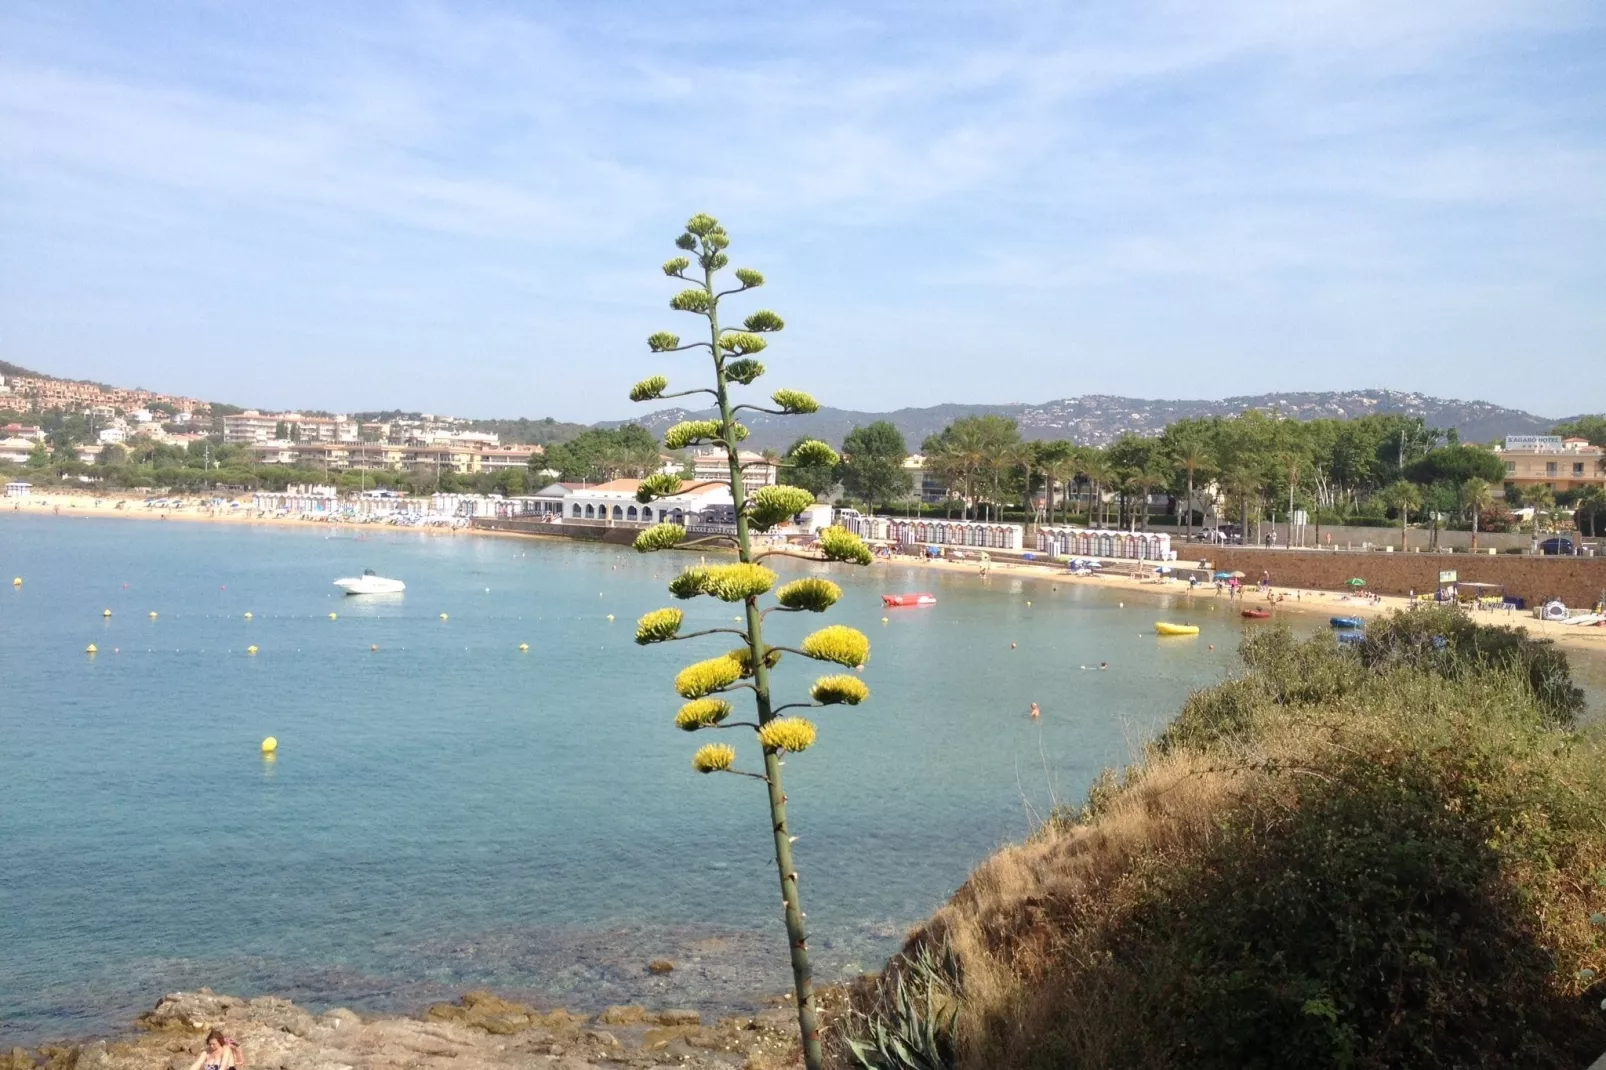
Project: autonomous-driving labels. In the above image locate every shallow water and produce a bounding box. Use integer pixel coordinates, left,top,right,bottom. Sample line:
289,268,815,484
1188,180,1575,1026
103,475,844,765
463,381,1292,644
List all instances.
0,516,1457,1042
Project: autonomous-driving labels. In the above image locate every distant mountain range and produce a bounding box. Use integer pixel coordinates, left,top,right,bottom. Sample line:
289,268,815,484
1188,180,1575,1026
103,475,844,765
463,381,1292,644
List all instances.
604,390,1574,452
3,361,1583,453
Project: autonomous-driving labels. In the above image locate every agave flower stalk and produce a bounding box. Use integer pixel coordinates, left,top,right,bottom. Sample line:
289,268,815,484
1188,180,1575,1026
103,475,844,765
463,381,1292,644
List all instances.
630,214,873,1070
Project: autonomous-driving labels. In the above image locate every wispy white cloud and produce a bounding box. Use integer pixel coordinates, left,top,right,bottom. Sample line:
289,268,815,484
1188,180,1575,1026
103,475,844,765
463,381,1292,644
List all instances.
1,0,1602,417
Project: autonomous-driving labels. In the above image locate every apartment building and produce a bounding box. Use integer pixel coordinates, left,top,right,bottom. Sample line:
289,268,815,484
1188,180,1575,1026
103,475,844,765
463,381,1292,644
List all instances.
1496,436,1606,493
249,441,540,474
690,449,778,494
224,411,359,445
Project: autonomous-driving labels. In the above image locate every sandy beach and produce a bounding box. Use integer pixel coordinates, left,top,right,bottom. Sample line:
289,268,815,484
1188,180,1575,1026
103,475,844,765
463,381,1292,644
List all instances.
7,488,1605,657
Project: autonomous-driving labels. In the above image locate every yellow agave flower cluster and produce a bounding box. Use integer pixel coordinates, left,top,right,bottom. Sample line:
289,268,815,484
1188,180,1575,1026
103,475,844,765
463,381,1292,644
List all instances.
757,717,817,753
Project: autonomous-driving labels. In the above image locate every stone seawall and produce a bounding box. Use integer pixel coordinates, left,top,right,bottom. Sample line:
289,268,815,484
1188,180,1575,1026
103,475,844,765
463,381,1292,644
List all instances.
1180,546,1606,609
471,518,639,546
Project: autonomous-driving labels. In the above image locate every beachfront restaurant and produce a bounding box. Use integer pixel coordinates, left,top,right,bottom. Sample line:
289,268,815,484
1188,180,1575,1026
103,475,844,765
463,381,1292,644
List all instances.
560,478,737,527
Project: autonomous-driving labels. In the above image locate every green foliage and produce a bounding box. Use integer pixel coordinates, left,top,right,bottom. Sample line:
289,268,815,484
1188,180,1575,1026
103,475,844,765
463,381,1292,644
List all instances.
775,577,842,613
839,420,912,509
749,484,816,530
841,943,961,1070
1552,414,1606,446
1405,443,1506,486
540,424,661,482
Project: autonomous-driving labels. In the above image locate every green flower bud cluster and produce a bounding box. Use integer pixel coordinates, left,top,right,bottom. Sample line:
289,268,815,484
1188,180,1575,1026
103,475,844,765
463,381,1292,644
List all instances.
675,655,744,698
818,525,873,565
630,375,669,402
749,485,818,531
720,332,768,357
758,717,817,753
664,420,722,450
788,440,839,469
734,267,765,289
811,674,869,705
670,288,714,314
633,522,686,553
636,474,684,503
669,566,711,599
635,608,684,645
801,625,871,668
647,331,681,351
770,389,819,415
775,578,841,613
691,742,735,773
662,257,690,276
725,359,766,385
676,698,732,731
701,562,777,602
743,309,784,332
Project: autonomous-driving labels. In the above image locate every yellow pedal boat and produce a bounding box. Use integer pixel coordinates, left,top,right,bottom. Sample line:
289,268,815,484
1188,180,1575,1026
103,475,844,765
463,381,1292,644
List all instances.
1154,622,1200,636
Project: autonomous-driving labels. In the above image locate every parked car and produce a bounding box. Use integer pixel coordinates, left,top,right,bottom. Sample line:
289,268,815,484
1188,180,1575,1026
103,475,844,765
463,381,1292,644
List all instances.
1538,536,1576,555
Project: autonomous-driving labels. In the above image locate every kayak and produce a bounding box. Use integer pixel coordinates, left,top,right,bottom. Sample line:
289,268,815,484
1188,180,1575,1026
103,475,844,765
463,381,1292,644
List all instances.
1242,609,1272,619
1330,616,1365,629
881,593,937,607
1155,622,1200,636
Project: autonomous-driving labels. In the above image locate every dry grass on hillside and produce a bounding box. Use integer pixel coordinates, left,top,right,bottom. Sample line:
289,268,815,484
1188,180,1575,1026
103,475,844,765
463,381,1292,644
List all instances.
835,625,1606,1070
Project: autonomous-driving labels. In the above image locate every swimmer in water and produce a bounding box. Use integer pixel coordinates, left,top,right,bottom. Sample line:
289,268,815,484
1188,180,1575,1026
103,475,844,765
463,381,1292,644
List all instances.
1099,662,1109,670
1029,703,1040,719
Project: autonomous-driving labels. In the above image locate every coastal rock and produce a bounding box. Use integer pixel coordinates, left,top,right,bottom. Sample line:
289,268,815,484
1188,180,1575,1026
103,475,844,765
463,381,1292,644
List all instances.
646,960,675,974
26,990,815,1070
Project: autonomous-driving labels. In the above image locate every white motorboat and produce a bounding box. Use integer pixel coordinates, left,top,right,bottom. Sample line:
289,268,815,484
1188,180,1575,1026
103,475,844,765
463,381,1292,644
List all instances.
334,569,406,595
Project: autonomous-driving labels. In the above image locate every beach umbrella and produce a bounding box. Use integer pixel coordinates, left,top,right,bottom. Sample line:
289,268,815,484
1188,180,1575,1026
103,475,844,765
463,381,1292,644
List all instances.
1155,565,1173,573
1213,571,1233,580
1230,570,1246,579
1346,578,1366,587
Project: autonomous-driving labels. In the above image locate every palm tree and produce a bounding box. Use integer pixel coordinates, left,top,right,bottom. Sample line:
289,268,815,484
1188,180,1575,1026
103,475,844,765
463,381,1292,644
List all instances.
1381,480,1423,551
1164,431,1214,541
1040,452,1078,525
1523,484,1555,548
1463,477,1494,551
1574,484,1606,538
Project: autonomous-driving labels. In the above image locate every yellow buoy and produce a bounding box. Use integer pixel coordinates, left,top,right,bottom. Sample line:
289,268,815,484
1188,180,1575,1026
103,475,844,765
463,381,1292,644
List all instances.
244,612,253,619
370,644,379,652
247,645,259,655
86,643,98,654
103,609,113,617
1026,601,1032,607
261,736,277,754
149,611,158,619
328,612,338,620
882,617,889,623
606,614,614,621
11,578,20,586
519,643,529,652
440,613,449,621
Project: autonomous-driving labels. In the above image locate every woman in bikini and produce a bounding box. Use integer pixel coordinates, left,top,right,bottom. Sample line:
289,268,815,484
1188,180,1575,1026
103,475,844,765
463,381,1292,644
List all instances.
187,1030,236,1070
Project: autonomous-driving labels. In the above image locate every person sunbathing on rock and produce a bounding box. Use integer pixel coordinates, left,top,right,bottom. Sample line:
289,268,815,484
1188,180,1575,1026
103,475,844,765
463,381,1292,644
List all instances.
188,1030,236,1070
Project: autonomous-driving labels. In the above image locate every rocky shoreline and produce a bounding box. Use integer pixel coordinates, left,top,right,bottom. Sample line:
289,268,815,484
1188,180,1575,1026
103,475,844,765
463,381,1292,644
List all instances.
5,987,829,1070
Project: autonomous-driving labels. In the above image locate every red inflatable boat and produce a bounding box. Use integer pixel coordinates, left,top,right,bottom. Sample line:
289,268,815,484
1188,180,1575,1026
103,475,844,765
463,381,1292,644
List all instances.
1242,608,1272,619
882,593,937,607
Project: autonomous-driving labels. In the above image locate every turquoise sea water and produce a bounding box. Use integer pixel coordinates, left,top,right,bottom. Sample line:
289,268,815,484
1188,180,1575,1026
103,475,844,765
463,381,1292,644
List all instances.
0,516,1344,1041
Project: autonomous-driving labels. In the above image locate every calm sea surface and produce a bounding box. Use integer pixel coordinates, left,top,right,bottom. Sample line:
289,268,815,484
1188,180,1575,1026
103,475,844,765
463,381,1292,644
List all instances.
6,515,1593,1044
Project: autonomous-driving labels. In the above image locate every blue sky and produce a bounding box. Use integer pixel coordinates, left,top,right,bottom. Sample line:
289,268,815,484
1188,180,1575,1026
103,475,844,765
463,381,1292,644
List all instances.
3,1,1603,421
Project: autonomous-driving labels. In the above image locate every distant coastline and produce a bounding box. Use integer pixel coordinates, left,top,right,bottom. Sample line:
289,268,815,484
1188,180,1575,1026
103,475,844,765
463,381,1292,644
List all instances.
8,487,1605,658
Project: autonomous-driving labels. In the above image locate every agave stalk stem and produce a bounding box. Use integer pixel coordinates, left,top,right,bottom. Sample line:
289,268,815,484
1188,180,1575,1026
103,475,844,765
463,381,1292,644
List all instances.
707,259,822,1070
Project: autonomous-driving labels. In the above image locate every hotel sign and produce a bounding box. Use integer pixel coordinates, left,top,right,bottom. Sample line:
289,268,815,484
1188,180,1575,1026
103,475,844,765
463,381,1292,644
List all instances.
1504,435,1562,451
1439,570,1457,584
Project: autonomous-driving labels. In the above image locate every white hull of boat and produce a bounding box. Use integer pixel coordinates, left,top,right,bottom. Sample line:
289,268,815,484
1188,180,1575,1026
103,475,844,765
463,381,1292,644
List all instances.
334,576,406,595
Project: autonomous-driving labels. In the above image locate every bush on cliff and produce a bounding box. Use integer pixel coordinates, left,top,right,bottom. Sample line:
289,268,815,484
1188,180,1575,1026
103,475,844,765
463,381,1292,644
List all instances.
838,615,1606,1069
